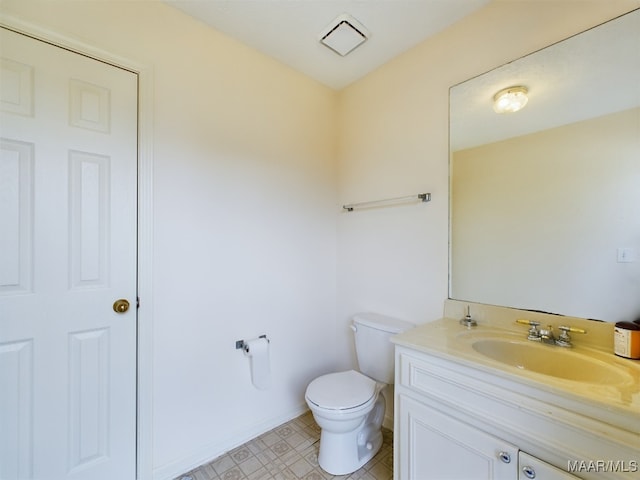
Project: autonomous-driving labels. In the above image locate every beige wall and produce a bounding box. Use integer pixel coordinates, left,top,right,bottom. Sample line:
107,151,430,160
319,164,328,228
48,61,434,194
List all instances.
452,108,640,322
335,0,637,423
335,0,638,332
2,0,638,478
0,1,338,478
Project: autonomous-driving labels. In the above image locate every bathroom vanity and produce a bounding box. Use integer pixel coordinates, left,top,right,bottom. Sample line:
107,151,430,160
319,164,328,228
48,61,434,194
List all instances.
392,301,640,480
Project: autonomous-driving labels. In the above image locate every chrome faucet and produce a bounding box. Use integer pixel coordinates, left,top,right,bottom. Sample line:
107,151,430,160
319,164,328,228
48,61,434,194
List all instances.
538,325,556,344
516,319,586,347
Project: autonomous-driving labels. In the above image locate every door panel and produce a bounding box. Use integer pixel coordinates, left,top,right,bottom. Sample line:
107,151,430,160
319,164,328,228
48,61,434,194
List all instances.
397,394,518,479
0,27,137,480
0,138,33,294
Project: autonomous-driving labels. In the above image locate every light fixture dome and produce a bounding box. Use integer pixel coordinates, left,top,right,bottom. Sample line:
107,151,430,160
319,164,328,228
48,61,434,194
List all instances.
493,86,529,113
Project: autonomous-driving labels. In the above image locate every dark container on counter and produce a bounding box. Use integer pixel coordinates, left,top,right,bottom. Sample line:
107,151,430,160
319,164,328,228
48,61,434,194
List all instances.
614,321,640,359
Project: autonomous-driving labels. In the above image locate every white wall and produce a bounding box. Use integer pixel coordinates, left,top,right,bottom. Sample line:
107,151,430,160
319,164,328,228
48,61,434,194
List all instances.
0,1,338,478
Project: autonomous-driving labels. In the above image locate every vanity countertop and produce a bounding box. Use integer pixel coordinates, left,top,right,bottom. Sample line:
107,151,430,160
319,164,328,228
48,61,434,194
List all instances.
392,316,640,432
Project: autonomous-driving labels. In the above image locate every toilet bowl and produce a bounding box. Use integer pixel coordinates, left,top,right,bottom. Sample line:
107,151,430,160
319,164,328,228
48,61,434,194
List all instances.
305,313,415,475
305,370,385,474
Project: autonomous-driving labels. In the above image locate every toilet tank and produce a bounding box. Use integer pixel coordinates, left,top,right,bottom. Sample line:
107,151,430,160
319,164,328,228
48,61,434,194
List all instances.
352,313,415,384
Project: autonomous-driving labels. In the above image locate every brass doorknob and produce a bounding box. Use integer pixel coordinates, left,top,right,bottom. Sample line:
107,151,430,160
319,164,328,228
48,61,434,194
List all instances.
113,299,130,313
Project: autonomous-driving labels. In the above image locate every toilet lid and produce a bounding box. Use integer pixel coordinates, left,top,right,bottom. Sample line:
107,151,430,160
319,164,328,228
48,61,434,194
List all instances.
306,370,377,410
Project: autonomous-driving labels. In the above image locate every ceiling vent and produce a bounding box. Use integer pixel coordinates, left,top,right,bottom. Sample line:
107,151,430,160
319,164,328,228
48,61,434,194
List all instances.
319,14,369,57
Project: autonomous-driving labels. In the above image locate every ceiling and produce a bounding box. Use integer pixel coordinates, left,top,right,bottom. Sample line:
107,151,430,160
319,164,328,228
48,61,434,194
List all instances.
164,0,491,90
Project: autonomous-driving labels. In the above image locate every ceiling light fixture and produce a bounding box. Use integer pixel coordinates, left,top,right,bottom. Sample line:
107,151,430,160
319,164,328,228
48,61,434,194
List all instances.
319,14,369,57
493,86,529,114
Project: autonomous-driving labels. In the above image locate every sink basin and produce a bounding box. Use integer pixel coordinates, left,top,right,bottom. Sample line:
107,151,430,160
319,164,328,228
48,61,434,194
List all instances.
471,339,629,385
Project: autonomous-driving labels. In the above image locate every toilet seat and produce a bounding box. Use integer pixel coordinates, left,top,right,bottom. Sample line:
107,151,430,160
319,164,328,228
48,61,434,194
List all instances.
305,370,376,411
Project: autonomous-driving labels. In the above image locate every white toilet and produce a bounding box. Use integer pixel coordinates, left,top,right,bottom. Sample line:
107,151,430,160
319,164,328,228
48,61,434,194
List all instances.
305,312,415,475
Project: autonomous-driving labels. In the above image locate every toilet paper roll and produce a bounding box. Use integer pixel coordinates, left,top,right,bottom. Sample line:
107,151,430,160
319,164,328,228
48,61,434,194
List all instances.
243,337,271,390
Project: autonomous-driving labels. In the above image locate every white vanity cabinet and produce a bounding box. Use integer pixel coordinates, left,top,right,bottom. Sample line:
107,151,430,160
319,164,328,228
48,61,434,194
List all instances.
396,394,576,479
394,345,637,480
518,452,579,480
397,393,519,478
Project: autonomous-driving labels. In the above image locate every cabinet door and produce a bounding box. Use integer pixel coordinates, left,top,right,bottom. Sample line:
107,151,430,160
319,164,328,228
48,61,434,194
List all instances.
397,394,518,480
519,452,580,480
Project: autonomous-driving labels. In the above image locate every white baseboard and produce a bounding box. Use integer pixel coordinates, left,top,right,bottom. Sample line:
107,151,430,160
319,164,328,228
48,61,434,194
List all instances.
153,403,309,480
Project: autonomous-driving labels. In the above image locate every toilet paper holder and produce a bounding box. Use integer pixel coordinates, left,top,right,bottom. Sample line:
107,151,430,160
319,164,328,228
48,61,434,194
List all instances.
236,335,268,350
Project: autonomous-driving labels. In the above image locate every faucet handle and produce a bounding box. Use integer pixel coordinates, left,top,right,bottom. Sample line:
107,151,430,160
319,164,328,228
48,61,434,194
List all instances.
556,325,586,347
516,319,541,341
558,325,586,334
516,319,540,327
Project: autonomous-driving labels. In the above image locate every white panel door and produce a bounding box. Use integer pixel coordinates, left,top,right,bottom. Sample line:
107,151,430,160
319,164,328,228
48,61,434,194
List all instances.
0,27,137,480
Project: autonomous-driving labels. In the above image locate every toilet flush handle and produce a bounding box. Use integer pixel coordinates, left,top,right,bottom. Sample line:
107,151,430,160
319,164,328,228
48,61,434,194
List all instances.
350,324,357,332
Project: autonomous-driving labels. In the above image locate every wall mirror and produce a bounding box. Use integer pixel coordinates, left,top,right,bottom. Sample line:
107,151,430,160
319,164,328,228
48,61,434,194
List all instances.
449,8,640,323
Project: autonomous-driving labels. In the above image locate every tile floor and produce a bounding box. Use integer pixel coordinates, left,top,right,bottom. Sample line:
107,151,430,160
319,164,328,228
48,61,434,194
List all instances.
175,411,393,480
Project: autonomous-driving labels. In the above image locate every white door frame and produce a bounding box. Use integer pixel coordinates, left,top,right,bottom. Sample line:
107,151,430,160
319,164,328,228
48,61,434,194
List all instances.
0,15,154,480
